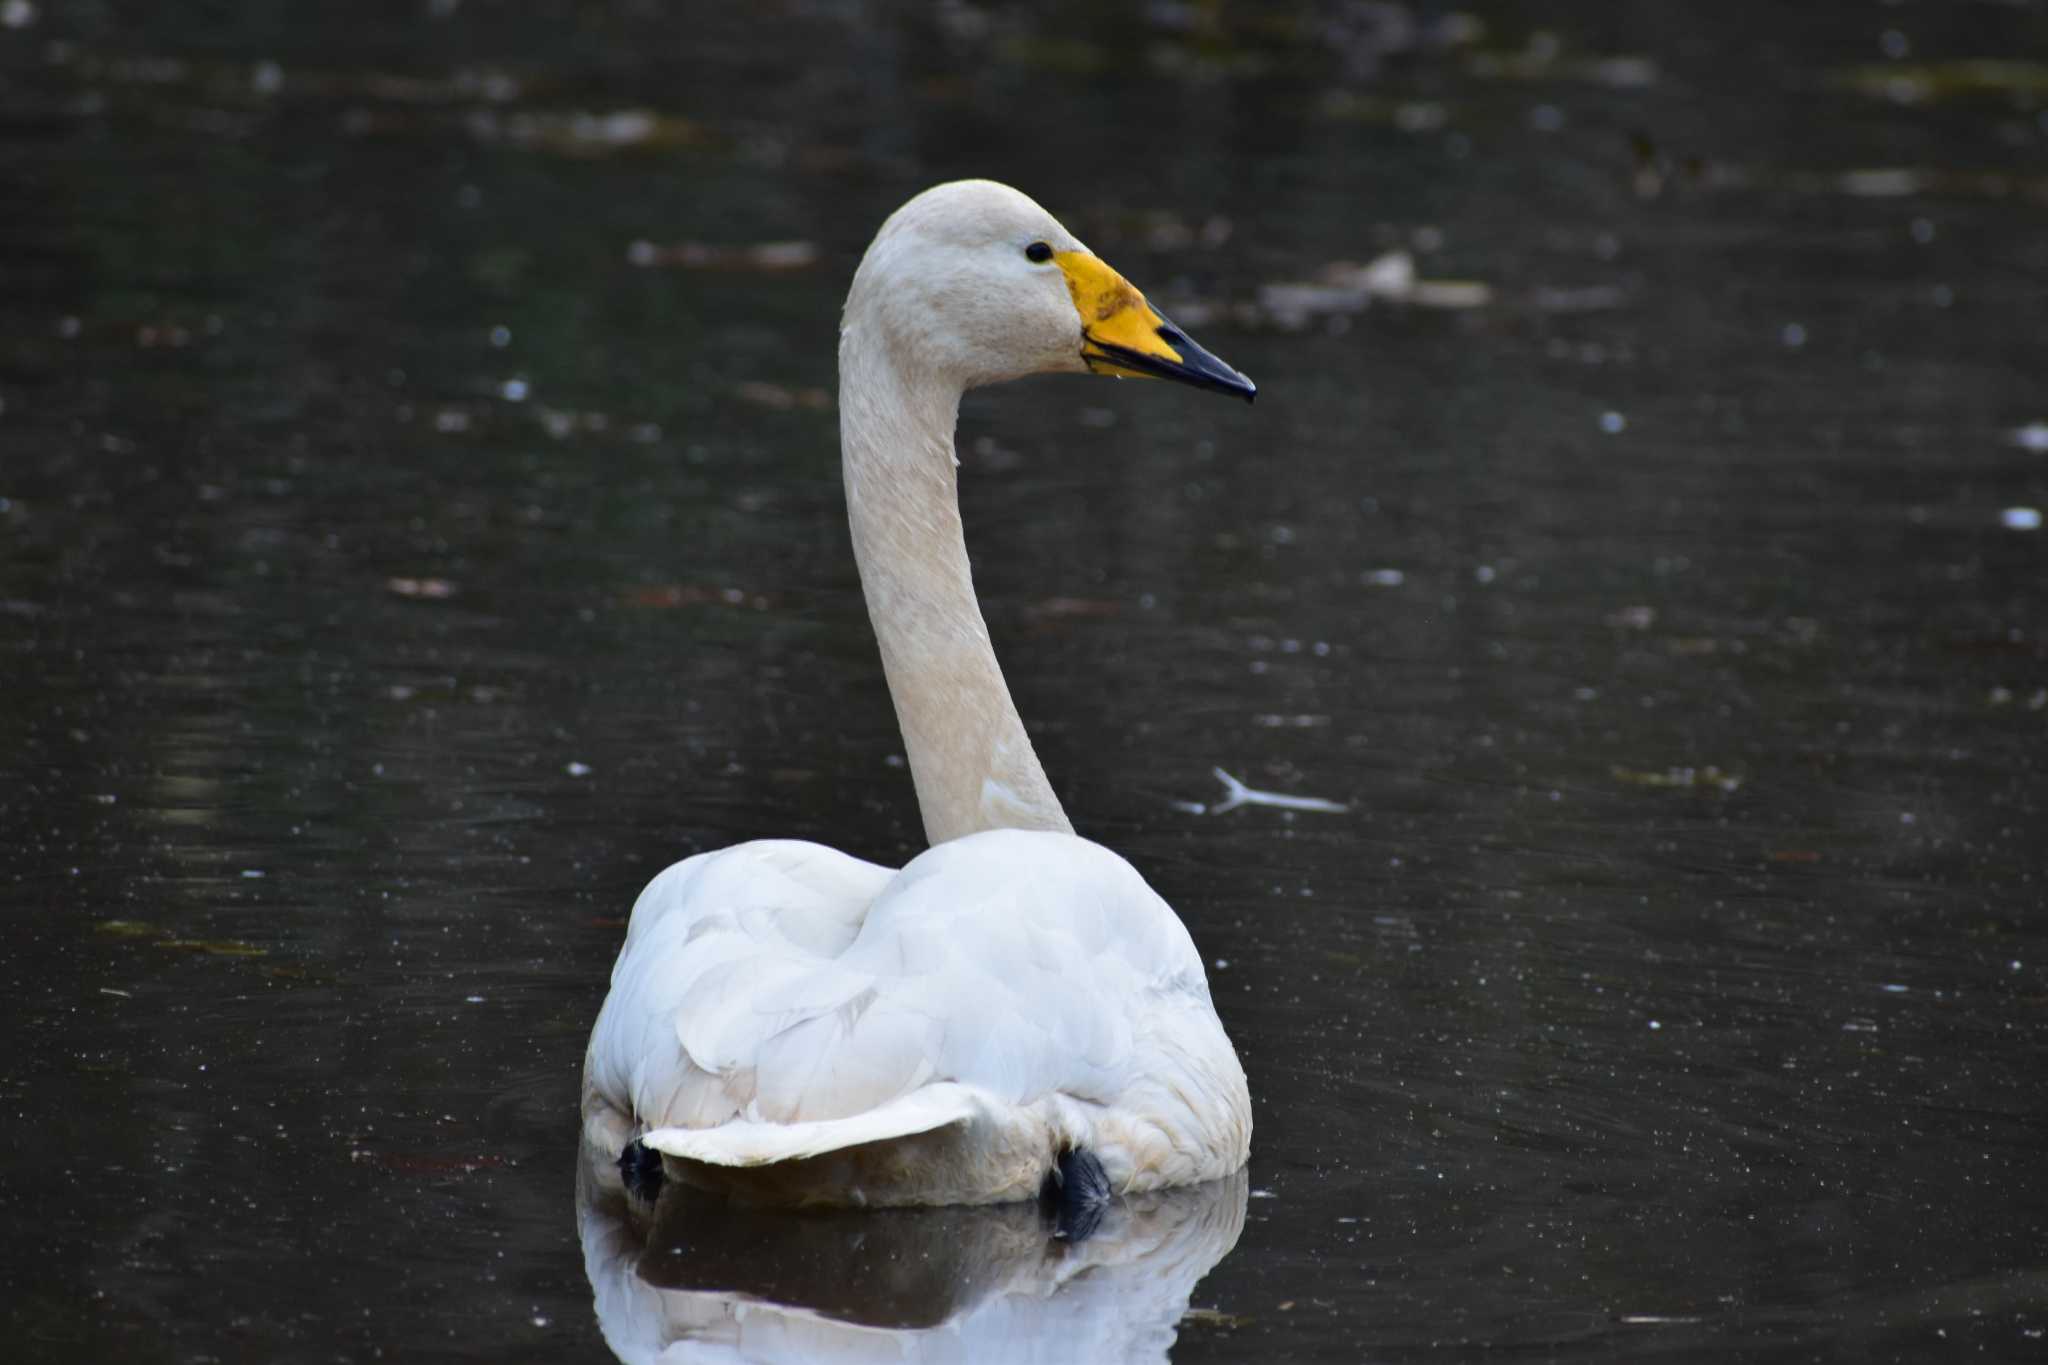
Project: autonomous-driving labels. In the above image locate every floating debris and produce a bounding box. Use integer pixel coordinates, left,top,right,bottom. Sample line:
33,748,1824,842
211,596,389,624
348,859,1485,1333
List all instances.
1255,252,1492,328
1611,765,1743,794
386,577,457,600
1618,1313,1708,1325
464,108,699,155
1021,596,1122,629
1180,1307,1253,1330
1316,91,1451,132
625,584,775,611
1836,168,1930,198
731,380,831,412
157,939,269,958
1783,166,2048,203
1467,35,1657,88
1194,768,1349,816
95,919,159,938
625,239,820,271
2000,507,2041,531
1533,284,1630,313
1604,605,1656,630
1834,60,2048,105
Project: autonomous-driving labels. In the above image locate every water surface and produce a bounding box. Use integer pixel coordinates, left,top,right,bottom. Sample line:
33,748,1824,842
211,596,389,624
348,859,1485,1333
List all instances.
3,2,2045,1360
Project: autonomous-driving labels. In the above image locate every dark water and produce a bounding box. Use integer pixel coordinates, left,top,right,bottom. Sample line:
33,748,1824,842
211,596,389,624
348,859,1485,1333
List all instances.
5,2,2046,1360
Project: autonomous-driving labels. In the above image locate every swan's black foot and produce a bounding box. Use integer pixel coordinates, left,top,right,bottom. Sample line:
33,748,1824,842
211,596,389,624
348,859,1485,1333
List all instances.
1041,1147,1112,1243
618,1138,665,1202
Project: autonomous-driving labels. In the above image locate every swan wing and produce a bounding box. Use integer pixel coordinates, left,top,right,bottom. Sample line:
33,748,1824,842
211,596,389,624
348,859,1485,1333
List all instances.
584,839,898,1134
586,830,1238,1197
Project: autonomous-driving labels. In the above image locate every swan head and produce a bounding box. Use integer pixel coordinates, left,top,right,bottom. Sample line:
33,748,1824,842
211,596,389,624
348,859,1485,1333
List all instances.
845,180,1255,402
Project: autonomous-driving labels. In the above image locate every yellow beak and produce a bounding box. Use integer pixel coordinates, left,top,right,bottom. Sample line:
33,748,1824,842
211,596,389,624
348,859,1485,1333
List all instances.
1054,251,1256,402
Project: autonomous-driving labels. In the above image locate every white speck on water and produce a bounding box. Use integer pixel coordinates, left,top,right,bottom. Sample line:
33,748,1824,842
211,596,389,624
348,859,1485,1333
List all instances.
2000,507,2041,531
251,59,283,94
2012,961,2024,972
434,408,471,433
1473,564,1496,584
1249,1188,1277,1199
1900,811,1916,825
1362,568,1405,587
499,378,530,402
531,1316,550,1328
240,869,265,879
2012,423,2048,453
1599,410,1626,434
1880,28,1910,59
1621,1314,1707,1325
1882,983,1908,994
1648,1020,1662,1031
490,325,512,348
884,754,905,768
1910,217,1935,244
465,995,485,1004
1214,958,1230,970
1,2,37,30
1843,1019,1878,1033
1781,322,1807,348
565,761,592,777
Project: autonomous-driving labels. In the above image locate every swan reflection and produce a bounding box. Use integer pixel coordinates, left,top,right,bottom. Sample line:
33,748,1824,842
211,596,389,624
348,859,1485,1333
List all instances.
578,1139,1246,1363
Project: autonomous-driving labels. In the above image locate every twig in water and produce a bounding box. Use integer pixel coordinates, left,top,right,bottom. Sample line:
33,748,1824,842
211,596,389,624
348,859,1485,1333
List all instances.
1199,767,1348,816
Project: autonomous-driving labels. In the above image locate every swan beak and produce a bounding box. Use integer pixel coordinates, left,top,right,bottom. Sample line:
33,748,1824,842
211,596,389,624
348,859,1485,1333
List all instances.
1055,251,1257,403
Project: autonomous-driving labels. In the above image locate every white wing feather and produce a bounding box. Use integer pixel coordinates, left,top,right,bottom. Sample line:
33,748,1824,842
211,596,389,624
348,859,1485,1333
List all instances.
583,828,1246,1200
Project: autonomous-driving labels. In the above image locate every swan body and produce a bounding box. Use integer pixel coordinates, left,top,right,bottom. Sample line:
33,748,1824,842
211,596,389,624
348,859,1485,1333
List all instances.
583,180,1256,1208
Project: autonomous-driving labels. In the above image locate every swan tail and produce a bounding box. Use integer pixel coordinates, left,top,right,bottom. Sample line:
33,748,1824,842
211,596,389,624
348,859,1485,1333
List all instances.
639,1082,982,1168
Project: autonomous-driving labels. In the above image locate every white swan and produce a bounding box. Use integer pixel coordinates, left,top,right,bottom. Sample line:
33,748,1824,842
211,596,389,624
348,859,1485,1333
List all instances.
582,179,1256,1211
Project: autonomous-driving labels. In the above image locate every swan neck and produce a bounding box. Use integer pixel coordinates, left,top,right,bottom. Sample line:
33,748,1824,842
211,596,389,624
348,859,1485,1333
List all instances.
839,327,1072,846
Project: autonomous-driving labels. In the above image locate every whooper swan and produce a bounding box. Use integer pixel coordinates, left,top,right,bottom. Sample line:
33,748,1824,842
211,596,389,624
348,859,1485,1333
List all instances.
582,180,1256,1224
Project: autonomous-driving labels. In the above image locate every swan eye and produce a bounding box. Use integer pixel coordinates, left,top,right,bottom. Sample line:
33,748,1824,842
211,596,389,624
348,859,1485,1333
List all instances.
1024,241,1053,263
